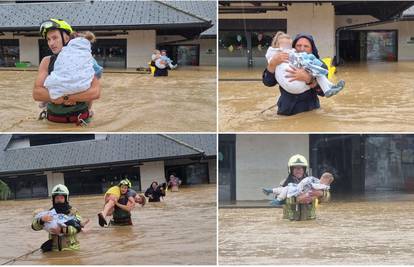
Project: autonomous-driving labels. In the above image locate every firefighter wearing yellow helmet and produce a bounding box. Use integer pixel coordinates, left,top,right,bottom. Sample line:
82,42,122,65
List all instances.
31,184,83,252
34,18,100,125
40,18,73,44
98,178,145,227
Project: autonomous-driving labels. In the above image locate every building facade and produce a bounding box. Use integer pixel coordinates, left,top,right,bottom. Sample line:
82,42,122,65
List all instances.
0,134,216,199
219,134,414,203
218,1,414,68
0,0,216,68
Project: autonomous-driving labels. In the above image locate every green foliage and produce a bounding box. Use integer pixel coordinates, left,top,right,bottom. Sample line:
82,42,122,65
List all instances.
0,180,11,200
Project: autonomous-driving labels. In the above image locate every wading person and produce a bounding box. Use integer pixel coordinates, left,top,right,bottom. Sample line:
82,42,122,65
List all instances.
262,154,331,220
98,179,145,227
32,184,83,252
33,19,101,125
144,181,166,202
262,33,328,116
167,174,182,192
265,32,344,97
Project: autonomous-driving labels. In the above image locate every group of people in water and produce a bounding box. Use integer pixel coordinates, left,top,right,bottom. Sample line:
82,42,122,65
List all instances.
32,174,182,252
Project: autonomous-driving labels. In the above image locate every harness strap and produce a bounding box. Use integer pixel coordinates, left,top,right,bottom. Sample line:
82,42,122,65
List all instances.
46,110,89,126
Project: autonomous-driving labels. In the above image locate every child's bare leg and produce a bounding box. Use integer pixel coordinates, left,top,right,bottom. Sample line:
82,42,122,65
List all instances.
102,199,116,218
80,218,90,227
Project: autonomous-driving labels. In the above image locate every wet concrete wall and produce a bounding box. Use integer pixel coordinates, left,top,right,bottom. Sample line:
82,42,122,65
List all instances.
235,134,309,200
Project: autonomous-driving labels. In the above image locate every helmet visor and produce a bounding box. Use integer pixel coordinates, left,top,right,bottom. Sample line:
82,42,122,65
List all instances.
40,20,60,38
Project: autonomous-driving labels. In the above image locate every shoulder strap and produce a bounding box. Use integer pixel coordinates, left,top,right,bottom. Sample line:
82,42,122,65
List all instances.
48,54,58,75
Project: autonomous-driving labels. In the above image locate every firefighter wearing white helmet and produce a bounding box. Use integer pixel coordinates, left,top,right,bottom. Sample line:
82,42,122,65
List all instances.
262,154,309,196
32,184,83,252
287,154,308,175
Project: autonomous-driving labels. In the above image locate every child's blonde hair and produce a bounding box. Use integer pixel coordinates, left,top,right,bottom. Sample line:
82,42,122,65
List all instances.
71,31,96,43
320,172,334,184
271,31,292,48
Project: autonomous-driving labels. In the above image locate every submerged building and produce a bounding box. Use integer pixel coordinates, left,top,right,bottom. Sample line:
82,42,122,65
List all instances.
218,1,414,68
0,0,216,68
219,134,414,203
0,134,216,199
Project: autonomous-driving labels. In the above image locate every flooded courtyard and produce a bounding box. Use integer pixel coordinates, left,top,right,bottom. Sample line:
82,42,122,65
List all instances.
219,192,414,265
0,67,216,132
0,184,216,265
219,62,414,132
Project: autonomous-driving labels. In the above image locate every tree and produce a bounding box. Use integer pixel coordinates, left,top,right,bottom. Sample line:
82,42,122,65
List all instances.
0,180,11,200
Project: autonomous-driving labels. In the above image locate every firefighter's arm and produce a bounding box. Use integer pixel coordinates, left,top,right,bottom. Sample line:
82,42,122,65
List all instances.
31,217,45,231
114,198,135,212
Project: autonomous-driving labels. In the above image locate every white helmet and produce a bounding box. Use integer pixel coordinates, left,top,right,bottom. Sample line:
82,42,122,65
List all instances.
288,154,308,174
51,184,69,202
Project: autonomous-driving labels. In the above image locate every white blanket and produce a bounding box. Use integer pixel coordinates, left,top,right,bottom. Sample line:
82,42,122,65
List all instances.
44,37,94,99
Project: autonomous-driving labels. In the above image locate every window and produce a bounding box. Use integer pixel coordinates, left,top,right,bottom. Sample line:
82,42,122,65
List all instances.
0,39,19,67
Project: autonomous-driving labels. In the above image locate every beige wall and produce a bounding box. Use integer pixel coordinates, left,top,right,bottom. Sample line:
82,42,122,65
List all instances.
127,30,156,69
235,134,309,201
45,171,65,196
287,3,335,58
20,37,39,65
199,38,216,66
140,161,165,191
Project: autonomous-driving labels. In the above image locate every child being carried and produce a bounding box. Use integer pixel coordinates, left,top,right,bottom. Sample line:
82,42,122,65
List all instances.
41,31,103,109
265,32,345,97
263,172,334,205
34,208,90,234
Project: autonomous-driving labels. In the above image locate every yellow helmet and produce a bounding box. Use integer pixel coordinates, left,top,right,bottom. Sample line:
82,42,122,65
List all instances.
118,179,132,188
40,18,73,38
288,154,308,173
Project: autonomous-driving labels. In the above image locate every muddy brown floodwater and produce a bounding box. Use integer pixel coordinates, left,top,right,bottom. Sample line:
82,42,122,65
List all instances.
0,67,216,132
219,192,414,265
0,185,216,265
219,62,414,132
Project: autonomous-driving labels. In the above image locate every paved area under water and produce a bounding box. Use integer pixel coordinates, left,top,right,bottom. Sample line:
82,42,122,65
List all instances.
0,185,216,265
219,192,414,265
219,62,414,132
0,67,216,132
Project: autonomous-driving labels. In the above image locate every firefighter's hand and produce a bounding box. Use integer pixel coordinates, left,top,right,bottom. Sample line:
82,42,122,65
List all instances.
51,97,64,105
49,226,62,235
309,190,323,198
296,193,312,204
